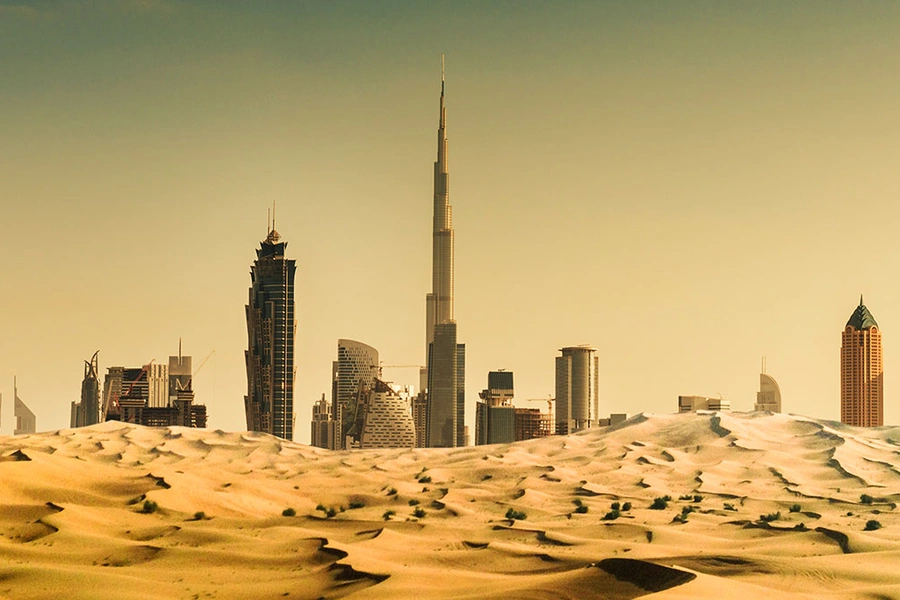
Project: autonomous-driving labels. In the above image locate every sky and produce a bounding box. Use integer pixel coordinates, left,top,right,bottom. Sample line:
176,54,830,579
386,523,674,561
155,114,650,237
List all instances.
3,1,900,441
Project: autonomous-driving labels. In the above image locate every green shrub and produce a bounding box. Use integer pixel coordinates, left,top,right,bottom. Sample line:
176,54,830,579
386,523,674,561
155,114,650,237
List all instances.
673,513,688,524
693,495,703,503
575,505,589,514
602,509,620,521
681,506,694,516
141,500,158,514
759,511,781,523
418,476,432,484
865,519,882,531
325,507,337,518
408,499,420,506
386,488,397,496
482,474,493,481
860,494,874,505
382,510,395,520
413,507,426,518
573,499,583,507
789,504,801,513
610,502,620,510
282,507,296,517
348,501,365,510
505,508,527,521
622,502,632,511
192,511,206,521
794,522,808,531
650,497,669,510
678,494,693,501
315,503,326,511
723,503,737,511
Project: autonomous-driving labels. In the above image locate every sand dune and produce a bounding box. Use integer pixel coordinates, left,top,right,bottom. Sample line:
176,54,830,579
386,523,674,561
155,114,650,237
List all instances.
2,411,900,598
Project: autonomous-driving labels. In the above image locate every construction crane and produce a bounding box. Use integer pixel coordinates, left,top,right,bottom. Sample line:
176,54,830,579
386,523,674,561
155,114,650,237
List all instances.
527,395,555,418
102,359,156,421
178,349,216,392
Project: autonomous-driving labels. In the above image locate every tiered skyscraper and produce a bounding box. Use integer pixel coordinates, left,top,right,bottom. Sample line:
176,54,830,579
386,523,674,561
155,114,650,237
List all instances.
841,297,883,427
555,346,599,435
245,219,297,440
424,58,466,448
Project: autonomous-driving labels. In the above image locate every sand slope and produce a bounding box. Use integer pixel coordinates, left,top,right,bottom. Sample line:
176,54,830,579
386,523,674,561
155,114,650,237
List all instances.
2,412,900,598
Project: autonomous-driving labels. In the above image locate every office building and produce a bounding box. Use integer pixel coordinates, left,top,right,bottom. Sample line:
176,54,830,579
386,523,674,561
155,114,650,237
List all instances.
841,297,883,427
332,339,379,449
422,58,466,448
245,217,297,440
412,391,428,448
514,408,550,441
678,395,731,412
359,380,416,449
755,359,782,412
475,371,516,445
310,394,334,450
555,346,599,435
71,351,101,428
13,378,36,435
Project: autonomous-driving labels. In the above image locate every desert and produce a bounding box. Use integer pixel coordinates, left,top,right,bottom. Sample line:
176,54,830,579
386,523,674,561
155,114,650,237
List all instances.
2,411,900,599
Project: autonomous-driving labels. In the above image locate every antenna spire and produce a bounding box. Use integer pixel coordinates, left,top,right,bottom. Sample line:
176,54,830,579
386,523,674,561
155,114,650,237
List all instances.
441,53,445,94
860,294,864,307
272,200,276,233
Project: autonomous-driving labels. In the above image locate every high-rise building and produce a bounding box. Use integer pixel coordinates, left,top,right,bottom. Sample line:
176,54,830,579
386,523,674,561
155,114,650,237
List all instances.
841,297,883,427
245,218,297,440
412,391,427,448
555,346,599,435
331,339,379,449
310,394,333,450
13,378,36,435
71,350,101,428
678,395,731,412
755,359,782,413
359,380,416,449
475,371,515,445
423,57,466,448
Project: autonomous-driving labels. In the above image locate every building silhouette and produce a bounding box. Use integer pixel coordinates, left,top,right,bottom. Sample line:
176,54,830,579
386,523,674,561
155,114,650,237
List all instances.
71,350,101,427
244,218,297,440
555,346,599,435
423,58,466,448
841,296,883,427
754,359,782,412
332,339,379,449
678,396,730,412
310,394,333,450
475,371,515,445
13,378,36,435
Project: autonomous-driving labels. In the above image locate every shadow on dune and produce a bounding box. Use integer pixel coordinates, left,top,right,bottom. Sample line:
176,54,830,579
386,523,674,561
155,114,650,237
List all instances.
595,558,696,595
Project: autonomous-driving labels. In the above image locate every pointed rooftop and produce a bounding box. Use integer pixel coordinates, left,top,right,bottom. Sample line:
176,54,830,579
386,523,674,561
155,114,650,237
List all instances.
846,295,878,330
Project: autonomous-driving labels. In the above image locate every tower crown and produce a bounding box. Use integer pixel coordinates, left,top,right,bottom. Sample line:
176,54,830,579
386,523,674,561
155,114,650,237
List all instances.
846,297,878,330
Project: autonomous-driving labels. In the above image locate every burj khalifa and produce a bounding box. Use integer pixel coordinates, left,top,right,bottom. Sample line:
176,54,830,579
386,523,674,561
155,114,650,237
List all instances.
424,57,465,448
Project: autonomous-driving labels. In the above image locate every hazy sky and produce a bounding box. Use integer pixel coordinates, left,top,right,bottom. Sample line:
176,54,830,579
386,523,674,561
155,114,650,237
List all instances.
3,1,900,441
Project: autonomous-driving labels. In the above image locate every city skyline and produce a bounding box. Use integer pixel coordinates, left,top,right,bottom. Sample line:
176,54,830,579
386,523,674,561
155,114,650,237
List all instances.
6,3,900,440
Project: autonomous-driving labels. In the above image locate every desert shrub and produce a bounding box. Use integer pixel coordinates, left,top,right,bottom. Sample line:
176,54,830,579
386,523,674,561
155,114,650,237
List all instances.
681,506,694,516
622,502,632,511
573,499,583,507
382,510,395,520
759,511,781,523
693,495,703,503
325,507,337,518
408,499,420,506
505,508,527,521
339,506,346,513
282,507,296,517
315,503,326,511
418,476,432,484
611,502,620,510
193,511,206,521
789,504,801,513
482,474,493,481
794,523,808,531
575,505,589,514
865,519,882,531
860,494,874,505
141,500,158,514
386,488,397,496
723,503,737,512
413,507,426,518
672,513,688,524
349,501,365,510
678,494,693,501
602,509,620,521
650,497,669,510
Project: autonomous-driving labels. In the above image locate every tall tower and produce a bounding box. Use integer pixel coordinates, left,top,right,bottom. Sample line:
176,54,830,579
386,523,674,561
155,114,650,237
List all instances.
331,339,379,449
841,296,883,427
555,346,599,435
424,56,466,447
81,351,101,425
245,215,297,440
754,358,782,413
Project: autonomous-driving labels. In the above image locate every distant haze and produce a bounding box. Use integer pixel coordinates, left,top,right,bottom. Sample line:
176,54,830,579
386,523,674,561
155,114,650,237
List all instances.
3,2,900,440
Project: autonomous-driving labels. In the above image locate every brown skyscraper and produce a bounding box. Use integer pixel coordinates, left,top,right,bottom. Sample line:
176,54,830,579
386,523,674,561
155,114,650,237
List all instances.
841,297,883,427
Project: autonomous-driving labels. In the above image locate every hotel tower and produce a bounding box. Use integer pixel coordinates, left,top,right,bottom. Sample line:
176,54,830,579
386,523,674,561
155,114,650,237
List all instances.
245,217,297,440
424,57,466,447
841,297,883,427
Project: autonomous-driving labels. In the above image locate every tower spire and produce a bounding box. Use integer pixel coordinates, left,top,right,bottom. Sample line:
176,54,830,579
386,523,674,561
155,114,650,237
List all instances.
860,294,864,306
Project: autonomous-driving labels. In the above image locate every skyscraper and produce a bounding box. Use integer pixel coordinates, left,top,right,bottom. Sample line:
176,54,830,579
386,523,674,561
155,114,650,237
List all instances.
555,346,599,435
475,371,515,445
754,359,782,413
332,339,379,449
245,218,297,440
13,378,36,435
70,350,101,427
424,57,466,448
841,297,883,427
